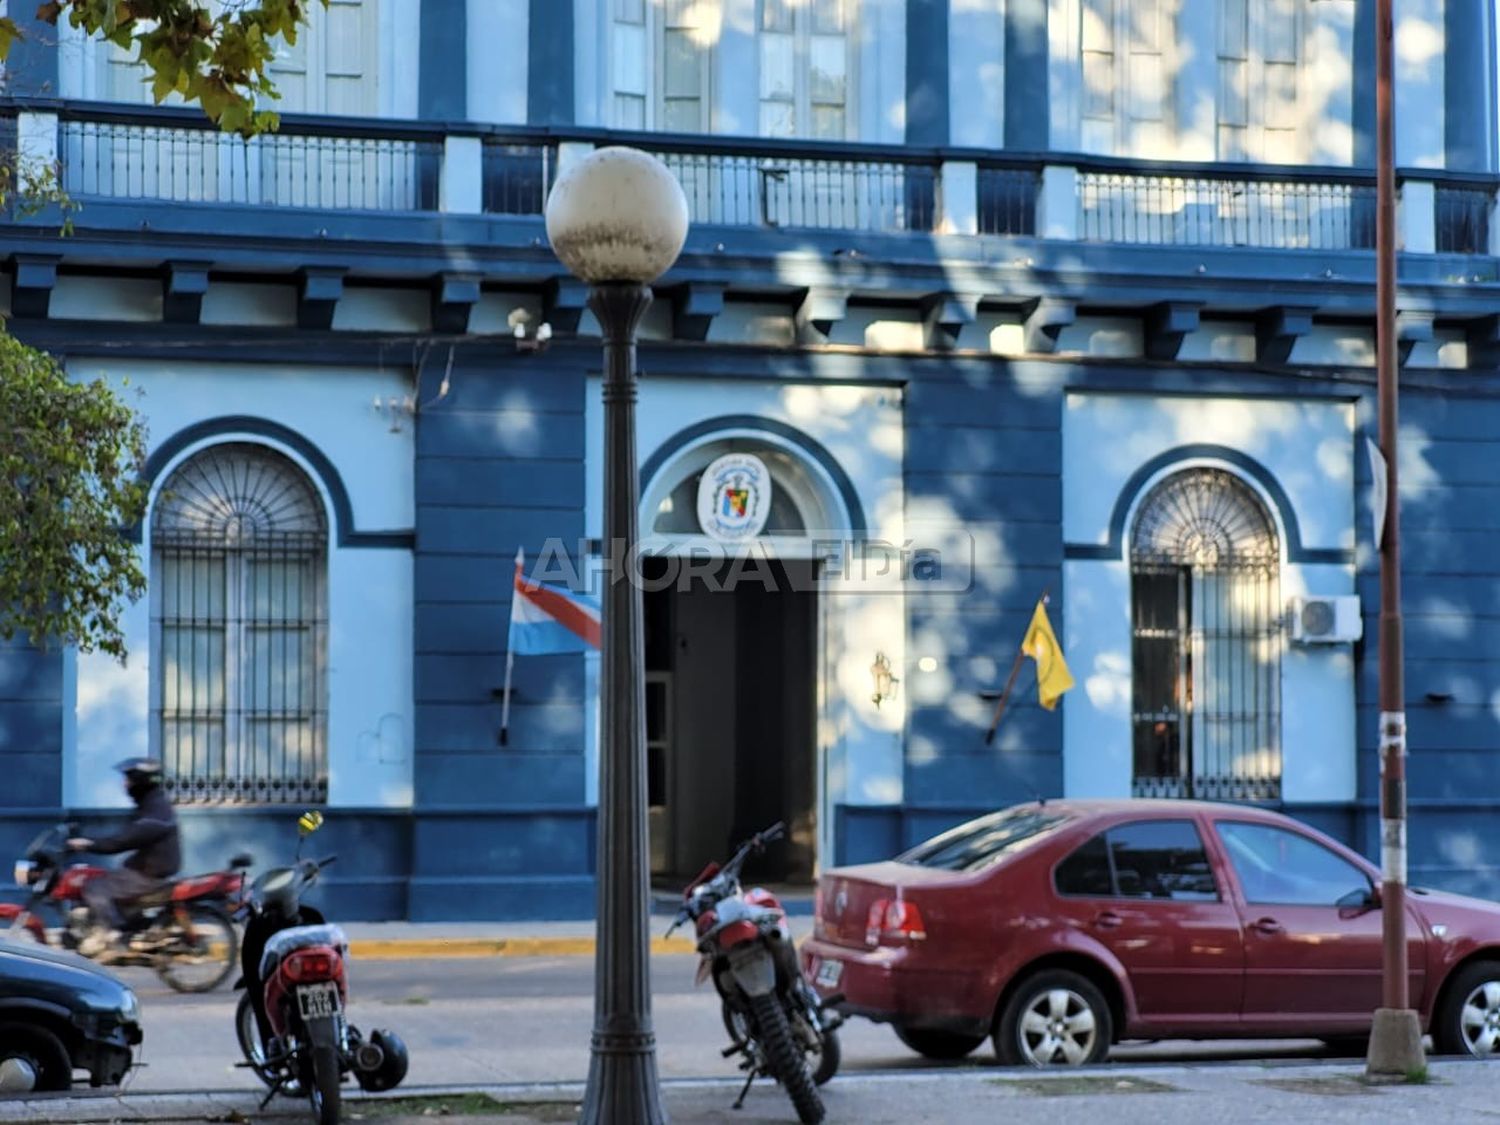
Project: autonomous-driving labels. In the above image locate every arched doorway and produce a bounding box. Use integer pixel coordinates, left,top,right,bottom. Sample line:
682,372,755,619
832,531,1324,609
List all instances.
639,431,854,886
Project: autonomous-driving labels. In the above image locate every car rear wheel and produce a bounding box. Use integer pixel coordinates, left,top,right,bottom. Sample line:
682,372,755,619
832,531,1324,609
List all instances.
1433,960,1500,1058
894,1026,986,1060
0,1023,73,1092
994,969,1112,1067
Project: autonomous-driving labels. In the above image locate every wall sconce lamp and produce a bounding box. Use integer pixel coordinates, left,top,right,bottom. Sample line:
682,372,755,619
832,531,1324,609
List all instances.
513,320,553,353
871,651,899,708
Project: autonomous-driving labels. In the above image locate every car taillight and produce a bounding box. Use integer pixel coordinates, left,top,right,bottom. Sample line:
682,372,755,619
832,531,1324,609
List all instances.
865,898,928,947
283,948,340,983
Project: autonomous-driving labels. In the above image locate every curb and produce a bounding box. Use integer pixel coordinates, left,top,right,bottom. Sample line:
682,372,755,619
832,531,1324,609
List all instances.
346,936,697,960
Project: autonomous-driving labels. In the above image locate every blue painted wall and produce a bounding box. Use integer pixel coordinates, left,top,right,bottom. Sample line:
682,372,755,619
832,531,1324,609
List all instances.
408,347,594,919
0,638,62,810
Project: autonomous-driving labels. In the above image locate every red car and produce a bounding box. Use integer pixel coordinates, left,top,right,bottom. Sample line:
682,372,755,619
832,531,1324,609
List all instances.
801,799,1500,1066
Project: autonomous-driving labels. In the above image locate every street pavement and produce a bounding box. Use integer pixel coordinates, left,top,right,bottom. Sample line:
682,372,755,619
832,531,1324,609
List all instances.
4,1061,1500,1124
5,920,1498,1122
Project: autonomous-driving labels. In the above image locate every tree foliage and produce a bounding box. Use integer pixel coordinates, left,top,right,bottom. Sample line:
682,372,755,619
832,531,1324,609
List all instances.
0,1,326,136
0,333,148,659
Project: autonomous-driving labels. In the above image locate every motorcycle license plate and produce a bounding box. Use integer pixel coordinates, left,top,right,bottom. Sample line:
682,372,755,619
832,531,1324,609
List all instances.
814,958,843,988
296,982,342,1020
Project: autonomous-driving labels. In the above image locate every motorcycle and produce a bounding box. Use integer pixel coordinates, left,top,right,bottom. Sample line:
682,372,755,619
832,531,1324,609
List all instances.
667,822,842,1125
234,811,407,1125
3,822,246,993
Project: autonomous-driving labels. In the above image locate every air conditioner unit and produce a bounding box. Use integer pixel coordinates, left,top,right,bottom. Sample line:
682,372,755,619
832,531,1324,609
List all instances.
1288,596,1363,644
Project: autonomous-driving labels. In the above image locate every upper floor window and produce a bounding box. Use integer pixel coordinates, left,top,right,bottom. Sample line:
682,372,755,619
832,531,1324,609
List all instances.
611,0,853,138
152,444,329,805
1129,468,1281,803
1080,0,1169,155
100,0,379,116
1217,0,1302,162
759,0,850,139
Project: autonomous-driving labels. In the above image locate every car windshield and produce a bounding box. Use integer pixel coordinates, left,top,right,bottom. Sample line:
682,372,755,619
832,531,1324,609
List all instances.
898,809,1071,872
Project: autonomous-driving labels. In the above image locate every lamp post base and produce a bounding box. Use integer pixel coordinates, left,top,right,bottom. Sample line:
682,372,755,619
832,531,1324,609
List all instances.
1364,1008,1425,1081
579,1030,668,1124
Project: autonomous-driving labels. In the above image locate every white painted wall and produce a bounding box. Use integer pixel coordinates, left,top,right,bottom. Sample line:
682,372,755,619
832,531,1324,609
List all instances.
949,0,1006,149
467,0,528,124
1061,393,1357,804
584,379,906,863
63,357,415,811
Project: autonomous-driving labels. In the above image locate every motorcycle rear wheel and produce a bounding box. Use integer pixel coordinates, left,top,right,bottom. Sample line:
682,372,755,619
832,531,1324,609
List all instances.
307,1043,341,1125
725,999,840,1087
158,902,238,993
749,992,824,1125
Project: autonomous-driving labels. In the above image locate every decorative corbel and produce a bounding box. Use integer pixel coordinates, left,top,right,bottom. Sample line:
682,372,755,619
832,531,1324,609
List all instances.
1395,309,1435,366
796,287,849,345
1023,297,1075,354
9,254,60,319
671,282,726,342
543,276,590,335
162,261,212,325
1144,301,1202,361
922,292,980,350
1255,306,1315,365
431,272,482,335
297,267,346,331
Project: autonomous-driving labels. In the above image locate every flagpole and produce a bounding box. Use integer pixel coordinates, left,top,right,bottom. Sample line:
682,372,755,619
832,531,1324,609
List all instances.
500,549,522,747
984,589,1051,745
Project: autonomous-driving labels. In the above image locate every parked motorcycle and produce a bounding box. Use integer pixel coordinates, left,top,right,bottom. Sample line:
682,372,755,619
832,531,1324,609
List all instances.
3,823,245,993
668,822,842,1125
234,811,407,1125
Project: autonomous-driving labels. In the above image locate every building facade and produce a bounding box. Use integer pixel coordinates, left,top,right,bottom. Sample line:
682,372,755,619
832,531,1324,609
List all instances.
2,0,1500,919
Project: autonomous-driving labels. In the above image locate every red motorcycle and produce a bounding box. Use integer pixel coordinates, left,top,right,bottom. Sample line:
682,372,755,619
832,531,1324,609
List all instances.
668,822,842,1125
235,812,407,1125
4,823,246,993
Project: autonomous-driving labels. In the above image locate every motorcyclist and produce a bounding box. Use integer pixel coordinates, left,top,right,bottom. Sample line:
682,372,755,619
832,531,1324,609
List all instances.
66,757,182,956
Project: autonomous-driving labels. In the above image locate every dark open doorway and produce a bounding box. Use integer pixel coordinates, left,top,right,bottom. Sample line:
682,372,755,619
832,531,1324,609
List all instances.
645,556,818,887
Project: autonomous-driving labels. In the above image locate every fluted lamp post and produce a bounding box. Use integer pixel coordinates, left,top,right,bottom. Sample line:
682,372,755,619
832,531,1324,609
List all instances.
545,147,688,1124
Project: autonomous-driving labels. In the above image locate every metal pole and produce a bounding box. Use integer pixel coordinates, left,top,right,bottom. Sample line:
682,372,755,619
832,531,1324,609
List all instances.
1374,0,1407,1014
1366,0,1422,1079
579,281,668,1124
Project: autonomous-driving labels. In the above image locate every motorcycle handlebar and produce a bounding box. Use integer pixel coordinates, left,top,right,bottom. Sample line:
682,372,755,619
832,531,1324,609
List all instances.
317,854,338,869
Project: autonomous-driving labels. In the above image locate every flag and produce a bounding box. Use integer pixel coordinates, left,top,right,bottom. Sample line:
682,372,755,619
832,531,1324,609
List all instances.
508,554,601,655
1022,600,1074,711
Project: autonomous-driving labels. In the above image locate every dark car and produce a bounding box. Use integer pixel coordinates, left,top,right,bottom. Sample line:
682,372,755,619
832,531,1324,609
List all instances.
0,938,142,1091
801,800,1500,1066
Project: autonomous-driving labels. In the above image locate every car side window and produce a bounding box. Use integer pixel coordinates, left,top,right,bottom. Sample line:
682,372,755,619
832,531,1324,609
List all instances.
1054,834,1112,896
1107,820,1220,901
1216,821,1371,906
1054,821,1218,901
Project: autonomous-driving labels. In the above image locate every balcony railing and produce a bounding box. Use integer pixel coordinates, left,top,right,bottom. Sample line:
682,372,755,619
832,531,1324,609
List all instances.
58,110,442,211
1077,167,1376,250
8,101,1499,257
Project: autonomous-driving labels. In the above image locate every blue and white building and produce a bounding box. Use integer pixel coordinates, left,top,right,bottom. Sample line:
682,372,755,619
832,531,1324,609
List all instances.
3,0,1500,919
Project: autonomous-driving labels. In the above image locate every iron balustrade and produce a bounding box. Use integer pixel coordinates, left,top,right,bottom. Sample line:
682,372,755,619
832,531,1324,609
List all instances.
653,147,939,232
1435,184,1494,254
24,102,1500,253
1079,166,1378,250
58,112,441,211
977,165,1040,236
481,140,554,215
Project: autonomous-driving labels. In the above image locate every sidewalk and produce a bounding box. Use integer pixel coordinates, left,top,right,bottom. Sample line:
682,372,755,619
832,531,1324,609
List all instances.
3,1059,1497,1124
336,913,816,961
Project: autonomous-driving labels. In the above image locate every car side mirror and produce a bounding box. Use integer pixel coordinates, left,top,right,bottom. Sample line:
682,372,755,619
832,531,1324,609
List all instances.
1337,884,1379,918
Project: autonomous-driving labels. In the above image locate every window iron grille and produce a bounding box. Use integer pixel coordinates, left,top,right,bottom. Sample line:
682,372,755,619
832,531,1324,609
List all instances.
151,445,328,805
1129,468,1281,803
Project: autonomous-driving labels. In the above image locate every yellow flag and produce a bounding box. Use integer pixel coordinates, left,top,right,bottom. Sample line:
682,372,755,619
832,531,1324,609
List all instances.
1023,601,1075,711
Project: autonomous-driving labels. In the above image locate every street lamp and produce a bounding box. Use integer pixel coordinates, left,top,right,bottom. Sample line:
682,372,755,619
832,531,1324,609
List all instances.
545,147,689,1124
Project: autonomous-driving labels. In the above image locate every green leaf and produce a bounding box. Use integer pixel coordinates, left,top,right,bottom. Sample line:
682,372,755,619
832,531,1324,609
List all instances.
0,17,21,60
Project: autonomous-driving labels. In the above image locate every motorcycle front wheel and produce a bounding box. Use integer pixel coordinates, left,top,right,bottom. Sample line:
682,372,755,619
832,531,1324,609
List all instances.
748,992,824,1125
158,902,238,993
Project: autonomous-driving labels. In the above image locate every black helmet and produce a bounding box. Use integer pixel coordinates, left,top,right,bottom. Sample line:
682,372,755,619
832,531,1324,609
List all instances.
115,758,163,794
356,1029,409,1092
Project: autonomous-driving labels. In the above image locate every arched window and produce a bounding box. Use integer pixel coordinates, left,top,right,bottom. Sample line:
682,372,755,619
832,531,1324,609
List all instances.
151,444,329,805
1129,467,1281,801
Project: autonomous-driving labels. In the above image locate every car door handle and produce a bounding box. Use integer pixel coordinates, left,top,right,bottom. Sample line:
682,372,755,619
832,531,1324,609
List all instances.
1251,917,1283,936
1092,911,1123,930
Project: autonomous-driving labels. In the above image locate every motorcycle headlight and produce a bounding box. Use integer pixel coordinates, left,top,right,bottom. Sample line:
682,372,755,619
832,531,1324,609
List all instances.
13,860,34,888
